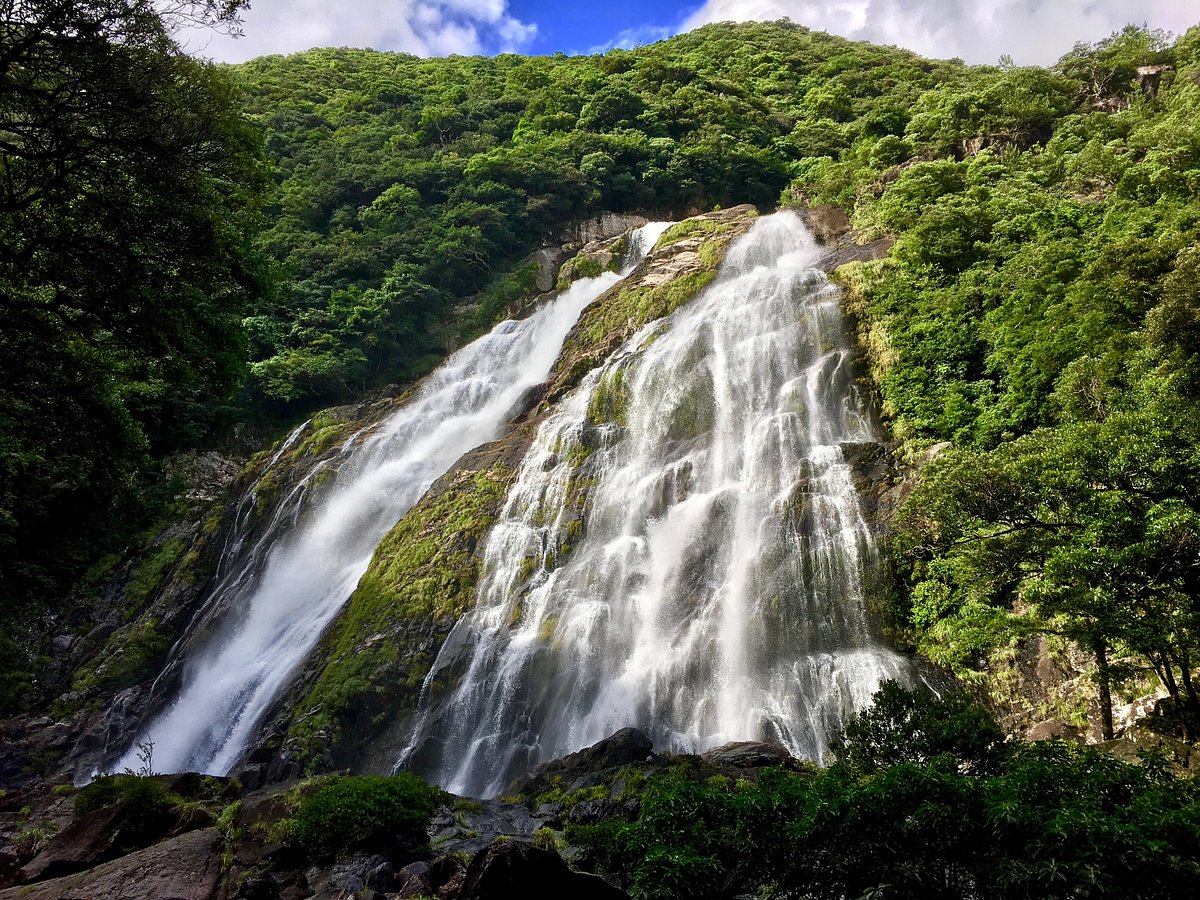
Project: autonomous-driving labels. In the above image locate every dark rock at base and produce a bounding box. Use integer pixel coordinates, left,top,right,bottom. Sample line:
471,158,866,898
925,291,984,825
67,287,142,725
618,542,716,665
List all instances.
701,741,798,770
0,827,222,900
235,870,281,900
533,801,563,826
397,855,464,898
328,853,393,894
449,841,627,900
510,728,654,798
568,798,638,826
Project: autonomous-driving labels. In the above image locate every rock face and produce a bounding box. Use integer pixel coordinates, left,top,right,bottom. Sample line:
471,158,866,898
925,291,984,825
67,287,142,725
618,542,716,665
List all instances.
511,728,655,799
558,212,649,246
701,741,797,770
0,827,223,900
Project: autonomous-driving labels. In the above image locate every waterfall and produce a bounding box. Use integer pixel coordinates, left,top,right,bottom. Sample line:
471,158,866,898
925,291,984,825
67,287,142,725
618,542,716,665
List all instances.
400,211,913,798
116,222,671,776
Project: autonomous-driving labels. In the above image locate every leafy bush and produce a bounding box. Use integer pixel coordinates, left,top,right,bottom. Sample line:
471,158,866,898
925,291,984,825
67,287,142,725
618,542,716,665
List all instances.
566,684,1200,899
74,774,180,852
831,679,1006,774
287,774,442,858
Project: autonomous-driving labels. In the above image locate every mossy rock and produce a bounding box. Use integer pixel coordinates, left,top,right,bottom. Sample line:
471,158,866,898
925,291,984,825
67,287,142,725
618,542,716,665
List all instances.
549,205,757,403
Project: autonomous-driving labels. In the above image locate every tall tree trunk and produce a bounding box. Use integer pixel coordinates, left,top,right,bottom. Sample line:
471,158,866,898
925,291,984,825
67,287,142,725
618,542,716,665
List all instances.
1175,649,1197,743
1096,642,1114,741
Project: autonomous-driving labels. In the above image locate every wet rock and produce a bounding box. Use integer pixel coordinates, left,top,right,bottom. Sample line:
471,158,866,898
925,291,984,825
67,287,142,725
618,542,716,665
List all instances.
797,204,851,244
0,827,222,900
450,841,627,900
526,247,567,293
701,741,797,770
397,856,463,898
234,870,281,900
430,800,543,857
511,728,654,798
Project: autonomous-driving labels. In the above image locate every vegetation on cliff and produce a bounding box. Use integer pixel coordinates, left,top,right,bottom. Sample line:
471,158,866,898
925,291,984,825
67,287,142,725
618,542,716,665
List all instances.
780,24,1200,738
0,0,268,709
230,25,951,413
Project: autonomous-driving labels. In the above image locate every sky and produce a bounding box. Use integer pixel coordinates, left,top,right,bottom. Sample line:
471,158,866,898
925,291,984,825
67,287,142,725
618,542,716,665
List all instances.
183,1,1200,67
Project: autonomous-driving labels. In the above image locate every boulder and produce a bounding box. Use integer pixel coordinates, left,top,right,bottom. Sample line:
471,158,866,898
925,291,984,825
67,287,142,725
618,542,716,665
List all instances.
0,827,222,900
559,213,649,246
797,204,851,244
450,841,627,900
525,247,567,293
701,741,797,770
510,728,654,798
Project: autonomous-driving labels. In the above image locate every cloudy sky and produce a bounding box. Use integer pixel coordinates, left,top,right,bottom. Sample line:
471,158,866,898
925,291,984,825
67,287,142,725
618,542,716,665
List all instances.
186,1,1200,66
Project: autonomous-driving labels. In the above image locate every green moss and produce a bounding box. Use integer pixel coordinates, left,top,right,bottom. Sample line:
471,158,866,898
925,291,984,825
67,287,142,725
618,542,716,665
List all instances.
296,417,347,457
289,460,515,763
558,253,606,290
587,367,630,426
654,216,733,249
71,618,172,697
123,539,186,614
550,210,755,402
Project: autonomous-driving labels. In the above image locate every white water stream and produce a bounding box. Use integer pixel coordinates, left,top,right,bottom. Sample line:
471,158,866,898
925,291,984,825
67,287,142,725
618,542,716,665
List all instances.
399,212,914,797
117,223,670,775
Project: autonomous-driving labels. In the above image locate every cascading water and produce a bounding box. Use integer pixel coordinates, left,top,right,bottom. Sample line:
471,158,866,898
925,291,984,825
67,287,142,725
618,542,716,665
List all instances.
115,222,671,776
400,211,914,797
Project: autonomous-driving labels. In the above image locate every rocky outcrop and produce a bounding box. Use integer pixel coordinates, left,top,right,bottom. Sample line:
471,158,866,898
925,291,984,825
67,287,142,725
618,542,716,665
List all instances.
453,841,627,900
0,827,223,900
558,212,649,246
510,728,655,800
548,205,757,403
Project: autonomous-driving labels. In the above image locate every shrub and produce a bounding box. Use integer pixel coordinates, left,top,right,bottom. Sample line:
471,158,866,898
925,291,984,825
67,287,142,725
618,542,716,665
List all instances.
288,773,442,858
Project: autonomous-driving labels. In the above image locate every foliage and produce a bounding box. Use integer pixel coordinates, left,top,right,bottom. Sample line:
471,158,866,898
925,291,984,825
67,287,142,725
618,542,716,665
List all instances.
0,0,267,709
231,23,949,414
831,679,1006,774
285,774,442,858
569,684,1200,899
777,22,1200,738
74,774,180,851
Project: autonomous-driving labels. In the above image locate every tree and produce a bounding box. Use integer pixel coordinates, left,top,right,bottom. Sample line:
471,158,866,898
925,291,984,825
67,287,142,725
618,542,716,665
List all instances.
897,405,1200,741
0,0,266,708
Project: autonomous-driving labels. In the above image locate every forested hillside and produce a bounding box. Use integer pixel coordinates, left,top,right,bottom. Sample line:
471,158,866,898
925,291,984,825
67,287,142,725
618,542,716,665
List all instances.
231,24,952,411
2,2,1198,766
4,7,1200,899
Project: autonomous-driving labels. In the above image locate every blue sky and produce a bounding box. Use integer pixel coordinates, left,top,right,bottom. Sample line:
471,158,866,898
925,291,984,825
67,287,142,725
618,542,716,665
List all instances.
505,2,697,55
186,1,1200,68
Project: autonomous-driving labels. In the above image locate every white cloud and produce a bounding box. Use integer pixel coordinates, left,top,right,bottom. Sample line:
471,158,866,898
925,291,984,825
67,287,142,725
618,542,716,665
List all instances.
588,24,677,55
180,0,537,62
683,0,1200,65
